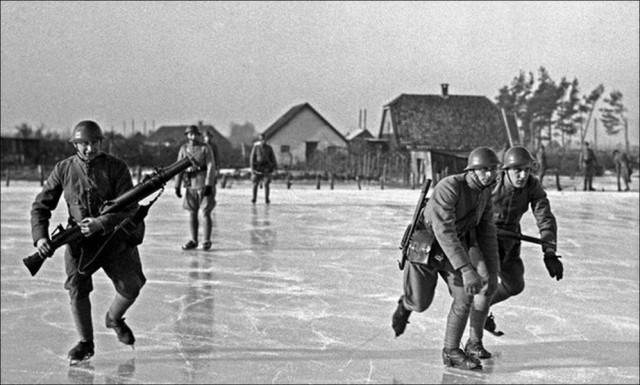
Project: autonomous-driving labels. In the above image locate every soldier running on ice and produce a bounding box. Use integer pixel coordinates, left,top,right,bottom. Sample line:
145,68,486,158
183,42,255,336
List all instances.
30,120,147,365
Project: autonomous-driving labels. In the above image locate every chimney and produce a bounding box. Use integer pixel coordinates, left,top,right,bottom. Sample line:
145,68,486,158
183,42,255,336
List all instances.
441,83,449,98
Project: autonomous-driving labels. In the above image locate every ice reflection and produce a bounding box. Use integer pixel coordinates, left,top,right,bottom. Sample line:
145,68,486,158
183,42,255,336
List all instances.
250,205,277,272
175,254,215,382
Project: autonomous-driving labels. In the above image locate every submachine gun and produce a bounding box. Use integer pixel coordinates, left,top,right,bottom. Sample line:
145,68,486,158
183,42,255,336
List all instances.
398,179,432,270
23,155,196,277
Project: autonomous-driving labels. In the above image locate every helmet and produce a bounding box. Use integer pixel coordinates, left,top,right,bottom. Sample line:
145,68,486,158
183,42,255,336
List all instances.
69,120,104,143
464,147,500,171
184,125,201,136
502,146,535,169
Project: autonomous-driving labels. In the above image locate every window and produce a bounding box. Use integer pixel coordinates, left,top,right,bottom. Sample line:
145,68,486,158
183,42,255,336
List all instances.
280,145,290,153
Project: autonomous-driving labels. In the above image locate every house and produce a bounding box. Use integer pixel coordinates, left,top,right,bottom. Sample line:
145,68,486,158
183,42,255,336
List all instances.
146,121,236,167
377,84,516,184
261,103,348,168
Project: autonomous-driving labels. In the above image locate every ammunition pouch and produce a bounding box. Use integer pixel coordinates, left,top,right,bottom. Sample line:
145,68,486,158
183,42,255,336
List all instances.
407,227,436,265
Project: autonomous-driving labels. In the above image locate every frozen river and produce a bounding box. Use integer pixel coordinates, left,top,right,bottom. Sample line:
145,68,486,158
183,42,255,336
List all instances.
1,179,638,384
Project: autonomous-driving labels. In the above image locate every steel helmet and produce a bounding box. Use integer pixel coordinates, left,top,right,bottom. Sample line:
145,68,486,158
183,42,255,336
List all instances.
502,146,535,169
464,147,500,171
184,125,201,136
69,120,104,143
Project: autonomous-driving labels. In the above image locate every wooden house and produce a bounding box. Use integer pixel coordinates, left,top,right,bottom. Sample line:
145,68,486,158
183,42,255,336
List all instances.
261,103,348,168
377,84,517,184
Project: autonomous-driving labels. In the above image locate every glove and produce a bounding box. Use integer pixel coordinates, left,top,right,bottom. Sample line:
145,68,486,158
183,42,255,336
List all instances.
203,185,213,197
460,265,483,295
485,273,499,297
544,250,563,281
175,187,182,198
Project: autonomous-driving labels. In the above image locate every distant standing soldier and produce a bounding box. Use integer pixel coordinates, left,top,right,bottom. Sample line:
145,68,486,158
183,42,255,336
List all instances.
536,144,547,187
612,149,632,191
30,120,147,364
579,141,598,191
392,147,501,371
175,125,216,250
249,133,277,204
470,146,562,341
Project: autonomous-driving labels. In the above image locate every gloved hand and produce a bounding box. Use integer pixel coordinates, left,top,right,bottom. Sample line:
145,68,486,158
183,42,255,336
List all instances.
460,265,483,295
485,273,499,297
544,249,563,281
203,185,213,197
175,187,182,198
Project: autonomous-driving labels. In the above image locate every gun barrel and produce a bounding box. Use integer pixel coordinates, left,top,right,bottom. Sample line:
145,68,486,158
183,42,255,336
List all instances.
496,228,556,248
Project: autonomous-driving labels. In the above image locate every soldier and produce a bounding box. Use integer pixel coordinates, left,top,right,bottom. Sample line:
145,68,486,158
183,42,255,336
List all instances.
203,130,221,199
391,146,501,371
579,141,598,191
175,125,216,250
535,144,547,187
478,146,563,337
249,133,277,204
612,149,632,191
31,120,146,365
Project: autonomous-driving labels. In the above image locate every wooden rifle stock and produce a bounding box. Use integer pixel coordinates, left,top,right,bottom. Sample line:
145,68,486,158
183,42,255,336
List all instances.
496,228,556,249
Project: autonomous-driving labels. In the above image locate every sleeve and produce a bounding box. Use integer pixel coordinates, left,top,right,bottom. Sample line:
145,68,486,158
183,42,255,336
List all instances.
30,163,64,244
204,145,216,185
269,146,278,171
175,146,185,189
475,197,500,274
95,162,136,232
429,182,472,270
529,180,557,252
249,145,257,171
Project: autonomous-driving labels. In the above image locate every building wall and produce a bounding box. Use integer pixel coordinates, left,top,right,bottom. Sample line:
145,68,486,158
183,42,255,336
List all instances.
267,109,347,167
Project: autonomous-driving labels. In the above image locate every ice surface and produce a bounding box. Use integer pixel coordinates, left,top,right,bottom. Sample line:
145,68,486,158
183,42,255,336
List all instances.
1,178,638,384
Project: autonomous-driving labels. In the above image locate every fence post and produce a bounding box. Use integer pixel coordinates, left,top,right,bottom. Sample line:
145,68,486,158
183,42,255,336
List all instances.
330,173,335,190
316,173,321,189
38,164,45,186
5,168,10,187
356,175,361,190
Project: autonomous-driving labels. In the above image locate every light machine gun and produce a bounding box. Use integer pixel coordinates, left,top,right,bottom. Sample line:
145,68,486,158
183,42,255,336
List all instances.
23,155,196,277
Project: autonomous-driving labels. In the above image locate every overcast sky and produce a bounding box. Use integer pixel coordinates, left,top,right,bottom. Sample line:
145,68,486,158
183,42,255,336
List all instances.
2,1,638,147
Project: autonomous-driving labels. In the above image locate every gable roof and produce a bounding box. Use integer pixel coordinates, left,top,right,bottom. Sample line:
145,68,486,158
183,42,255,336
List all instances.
383,93,510,151
345,128,374,141
262,103,347,143
148,124,231,148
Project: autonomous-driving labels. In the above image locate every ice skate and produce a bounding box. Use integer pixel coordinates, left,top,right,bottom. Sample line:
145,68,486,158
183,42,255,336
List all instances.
391,297,411,337
464,339,492,359
105,312,135,346
442,348,482,370
484,312,504,336
68,340,94,366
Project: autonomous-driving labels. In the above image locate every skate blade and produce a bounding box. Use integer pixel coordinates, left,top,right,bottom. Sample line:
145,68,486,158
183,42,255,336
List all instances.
69,355,93,366
487,330,504,337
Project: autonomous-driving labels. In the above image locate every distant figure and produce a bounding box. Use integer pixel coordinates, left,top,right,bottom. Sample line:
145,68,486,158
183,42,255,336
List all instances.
612,149,632,191
578,142,598,191
536,144,547,187
249,134,278,204
175,125,216,250
30,120,146,365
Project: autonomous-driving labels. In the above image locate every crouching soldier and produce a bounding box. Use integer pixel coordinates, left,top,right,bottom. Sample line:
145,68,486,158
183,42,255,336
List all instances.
391,147,501,370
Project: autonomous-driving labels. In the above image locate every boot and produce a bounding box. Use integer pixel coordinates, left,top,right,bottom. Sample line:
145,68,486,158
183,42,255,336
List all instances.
391,297,411,337
105,312,135,345
68,340,94,365
442,348,482,370
464,339,492,359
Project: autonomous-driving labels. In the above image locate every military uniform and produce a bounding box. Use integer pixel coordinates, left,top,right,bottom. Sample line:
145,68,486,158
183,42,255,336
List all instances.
175,141,216,213
489,172,557,305
31,152,146,301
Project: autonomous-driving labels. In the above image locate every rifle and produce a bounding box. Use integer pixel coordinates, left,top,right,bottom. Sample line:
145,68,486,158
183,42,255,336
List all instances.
496,228,556,249
23,155,196,277
398,179,432,270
